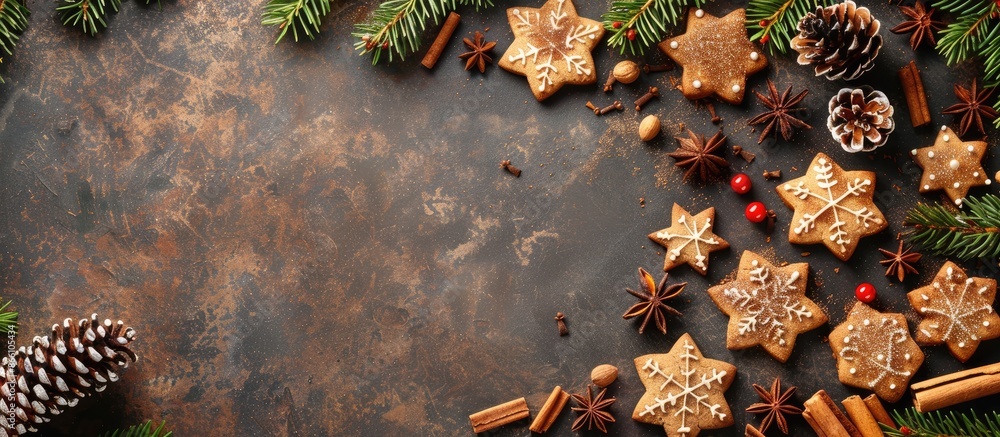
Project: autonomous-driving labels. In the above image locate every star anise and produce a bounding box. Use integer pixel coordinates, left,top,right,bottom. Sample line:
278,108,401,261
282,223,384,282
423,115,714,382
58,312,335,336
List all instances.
458,31,495,73
747,80,812,144
879,240,922,282
746,378,802,435
668,129,729,182
943,79,999,137
623,268,684,335
570,385,616,433
891,1,943,51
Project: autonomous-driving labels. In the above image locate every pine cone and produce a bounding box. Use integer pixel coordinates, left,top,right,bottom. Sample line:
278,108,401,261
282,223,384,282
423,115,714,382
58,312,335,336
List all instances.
827,87,895,153
0,314,137,436
791,1,883,81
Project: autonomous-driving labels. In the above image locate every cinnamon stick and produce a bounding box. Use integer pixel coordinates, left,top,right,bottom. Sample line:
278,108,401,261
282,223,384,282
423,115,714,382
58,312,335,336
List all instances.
529,386,569,433
469,397,530,433
911,362,1000,412
898,61,931,127
802,390,861,437
841,395,881,437
862,394,895,428
421,12,461,69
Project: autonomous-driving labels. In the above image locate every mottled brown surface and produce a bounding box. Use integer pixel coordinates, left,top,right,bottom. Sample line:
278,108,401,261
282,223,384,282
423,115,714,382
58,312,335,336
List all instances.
0,0,997,436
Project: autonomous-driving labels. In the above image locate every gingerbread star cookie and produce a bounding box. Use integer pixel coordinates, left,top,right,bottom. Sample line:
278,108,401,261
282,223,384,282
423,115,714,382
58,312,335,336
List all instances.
777,153,887,261
908,261,1000,363
911,125,993,206
648,204,729,275
633,333,735,437
829,302,925,402
707,251,828,363
498,0,604,101
658,8,767,104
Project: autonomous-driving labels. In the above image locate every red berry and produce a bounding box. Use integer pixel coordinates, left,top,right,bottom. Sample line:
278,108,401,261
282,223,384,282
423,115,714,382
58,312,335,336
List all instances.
760,34,770,45
612,21,623,29
900,426,912,436
730,173,752,194
381,41,390,50
745,202,766,223
759,19,768,26
855,283,876,303
626,29,636,41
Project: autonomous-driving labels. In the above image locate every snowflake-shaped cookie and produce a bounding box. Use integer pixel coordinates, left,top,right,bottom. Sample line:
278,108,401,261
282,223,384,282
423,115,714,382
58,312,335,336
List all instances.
911,125,992,206
658,8,767,104
829,302,925,402
908,261,1000,363
707,251,827,363
777,153,887,261
632,333,735,437
648,204,729,275
498,0,604,101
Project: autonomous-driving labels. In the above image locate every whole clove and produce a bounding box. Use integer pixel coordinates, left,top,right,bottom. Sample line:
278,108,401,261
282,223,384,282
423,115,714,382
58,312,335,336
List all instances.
706,102,722,123
599,101,623,115
555,312,568,336
765,210,777,235
585,101,599,114
642,63,673,74
763,170,782,180
500,160,521,177
634,87,659,111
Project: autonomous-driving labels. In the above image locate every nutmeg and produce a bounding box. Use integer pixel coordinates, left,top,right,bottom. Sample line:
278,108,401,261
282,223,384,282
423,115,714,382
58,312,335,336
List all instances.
639,115,661,142
590,364,618,387
613,61,640,84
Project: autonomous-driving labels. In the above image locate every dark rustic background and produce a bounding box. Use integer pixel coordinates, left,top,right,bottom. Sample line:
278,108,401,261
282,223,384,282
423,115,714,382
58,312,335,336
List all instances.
0,0,997,435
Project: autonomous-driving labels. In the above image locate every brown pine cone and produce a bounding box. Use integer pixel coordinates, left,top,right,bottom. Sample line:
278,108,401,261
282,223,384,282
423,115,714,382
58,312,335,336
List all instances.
791,1,883,81
827,87,895,153
0,314,137,436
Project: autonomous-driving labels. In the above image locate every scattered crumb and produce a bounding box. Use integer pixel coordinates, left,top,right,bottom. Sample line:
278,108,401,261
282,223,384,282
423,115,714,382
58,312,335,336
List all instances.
821,336,829,344
765,236,771,243
779,262,789,267
801,252,811,257
639,197,646,208
834,268,840,274
791,166,798,171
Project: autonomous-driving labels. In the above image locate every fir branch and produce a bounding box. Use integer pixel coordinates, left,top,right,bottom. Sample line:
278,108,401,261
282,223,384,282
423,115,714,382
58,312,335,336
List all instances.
0,297,16,333
903,194,1000,261
0,0,30,56
262,0,332,44
57,0,121,36
934,0,1000,91
881,408,1000,437
601,0,708,56
352,0,491,64
746,0,834,54
99,420,173,437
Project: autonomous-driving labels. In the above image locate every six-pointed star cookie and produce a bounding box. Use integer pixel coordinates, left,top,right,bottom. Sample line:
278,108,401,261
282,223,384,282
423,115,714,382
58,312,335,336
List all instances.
911,125,993,206
777,153,887,261
829,302,925,402
707,251,828,363
633,333,736,437
908,261,1000,363
648,204,729,275
658,8,768,104
498,0,604,101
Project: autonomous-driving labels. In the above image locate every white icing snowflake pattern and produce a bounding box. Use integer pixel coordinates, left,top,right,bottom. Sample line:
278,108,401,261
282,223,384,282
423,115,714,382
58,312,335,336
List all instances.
638,339,728,436
839,315,916,392
783,156,881,254
720,260,811,344
506,0,601,92
917,266,993,347
655,215,720,272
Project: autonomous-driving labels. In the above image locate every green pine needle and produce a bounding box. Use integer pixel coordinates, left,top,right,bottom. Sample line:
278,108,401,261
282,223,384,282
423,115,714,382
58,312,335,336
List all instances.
57,0,122,36
0,0,30,56
601,0,708,56
746,0,834,55
881,408,1000,437
0,298,16,333
352,0,491,64
99,420,172,437
903,194,1000,261
262,0,332,44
